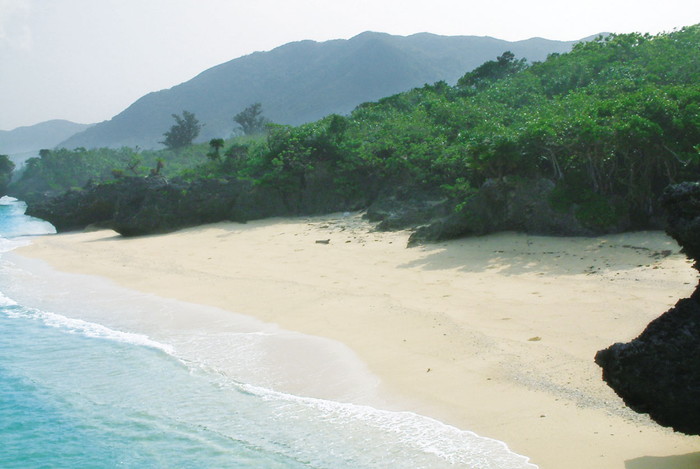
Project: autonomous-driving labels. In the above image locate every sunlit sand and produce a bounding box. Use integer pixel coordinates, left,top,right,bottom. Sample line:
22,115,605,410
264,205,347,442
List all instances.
17,213,700,469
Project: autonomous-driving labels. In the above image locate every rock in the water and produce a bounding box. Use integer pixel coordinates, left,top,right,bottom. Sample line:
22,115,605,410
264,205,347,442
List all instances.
595,181,700,435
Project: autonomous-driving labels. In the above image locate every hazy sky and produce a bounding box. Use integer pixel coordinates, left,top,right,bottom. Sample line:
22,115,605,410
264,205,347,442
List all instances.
0,0,697,130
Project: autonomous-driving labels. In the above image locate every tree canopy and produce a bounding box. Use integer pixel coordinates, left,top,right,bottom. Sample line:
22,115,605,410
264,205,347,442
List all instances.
11,25,700,232
0,154,15,195
237,26,700,229
233,103,269,135
161,111,202,150
457,51,528,90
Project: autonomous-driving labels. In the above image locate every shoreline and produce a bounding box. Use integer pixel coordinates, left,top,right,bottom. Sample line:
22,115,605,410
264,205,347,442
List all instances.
14,213,700,469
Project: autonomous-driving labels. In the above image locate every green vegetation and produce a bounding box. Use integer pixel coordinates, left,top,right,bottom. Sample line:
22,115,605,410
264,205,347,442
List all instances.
207,138,225,161
0,154,15,195
160,111,202,151
10,26,700,231
9,144,211,201
59,32,580,150
0,120,91,155
227,26,698,229
234,103,269,136
457,51,528,89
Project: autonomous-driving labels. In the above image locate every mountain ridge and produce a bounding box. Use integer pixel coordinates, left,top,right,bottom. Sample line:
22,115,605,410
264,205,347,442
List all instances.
60,31,592,150
0,120,92,153
0,120,92,167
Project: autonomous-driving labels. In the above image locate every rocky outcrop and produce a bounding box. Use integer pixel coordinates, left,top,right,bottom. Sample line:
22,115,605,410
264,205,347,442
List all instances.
25,180,125,232
406,178,594,246
110,177,286,236
595,181,700,435
26,175,637,240
363,187,453,231
26,173,372,236
662,181,700,265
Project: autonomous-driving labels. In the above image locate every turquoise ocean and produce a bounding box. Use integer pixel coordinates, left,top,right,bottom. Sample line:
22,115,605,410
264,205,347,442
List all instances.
0,196,536,468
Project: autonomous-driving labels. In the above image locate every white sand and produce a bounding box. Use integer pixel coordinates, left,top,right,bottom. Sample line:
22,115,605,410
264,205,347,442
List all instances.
16,213,700,469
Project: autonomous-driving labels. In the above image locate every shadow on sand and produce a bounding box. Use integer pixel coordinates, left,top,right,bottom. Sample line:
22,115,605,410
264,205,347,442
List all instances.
626,452,700,469
399,232,679,277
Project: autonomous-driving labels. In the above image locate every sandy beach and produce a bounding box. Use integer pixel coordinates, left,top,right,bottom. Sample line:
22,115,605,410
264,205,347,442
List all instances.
15,213,700,469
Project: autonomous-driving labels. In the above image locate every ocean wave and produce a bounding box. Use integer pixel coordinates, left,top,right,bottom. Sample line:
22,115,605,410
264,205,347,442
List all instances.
0,236,30,253
0,196,18,205
0,196,536,468
0,291,536,468
0,291,18,307
233,382,538,469
0,197,56,240
1,301,175,355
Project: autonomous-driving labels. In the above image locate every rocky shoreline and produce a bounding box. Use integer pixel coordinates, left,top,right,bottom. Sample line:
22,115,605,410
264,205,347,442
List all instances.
20,174,658,244
14,170,700,437
595,181,700,435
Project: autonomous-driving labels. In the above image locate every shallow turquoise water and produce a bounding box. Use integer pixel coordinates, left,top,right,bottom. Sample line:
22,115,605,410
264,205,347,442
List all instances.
0,197,536,468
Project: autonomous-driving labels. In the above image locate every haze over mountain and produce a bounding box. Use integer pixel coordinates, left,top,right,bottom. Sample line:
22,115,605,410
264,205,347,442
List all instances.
60,31,591,150
0,120,91,154
0,120,92,166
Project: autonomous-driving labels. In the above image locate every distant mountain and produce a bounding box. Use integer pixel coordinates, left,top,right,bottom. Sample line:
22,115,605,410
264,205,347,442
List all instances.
60,31,593,150
0,120,92,166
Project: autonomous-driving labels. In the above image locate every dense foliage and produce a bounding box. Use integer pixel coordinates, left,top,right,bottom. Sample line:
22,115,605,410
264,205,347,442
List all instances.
11,25,700,231
233,103,269,135
227,25,699,229
60,32,578,150
0,154,15,195
160,111,202,150
8,144,209,201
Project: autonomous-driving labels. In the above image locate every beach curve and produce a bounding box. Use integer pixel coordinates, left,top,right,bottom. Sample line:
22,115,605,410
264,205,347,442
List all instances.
14,212,700,469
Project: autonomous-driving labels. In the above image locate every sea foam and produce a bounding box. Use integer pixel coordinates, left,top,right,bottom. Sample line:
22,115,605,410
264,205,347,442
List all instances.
3,304,176,355
239,382,537,469
0,196,538,468
1,294,537,468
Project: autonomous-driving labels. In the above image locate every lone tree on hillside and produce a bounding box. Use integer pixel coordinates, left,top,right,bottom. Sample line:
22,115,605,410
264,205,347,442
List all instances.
457,51,528,90
233,103,269,135
161,110,202,150
207,138,225,161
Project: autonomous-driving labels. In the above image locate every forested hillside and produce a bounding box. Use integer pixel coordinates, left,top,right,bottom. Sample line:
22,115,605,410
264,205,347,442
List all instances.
59,32,582,150
13,26,700,240
231,26,700,232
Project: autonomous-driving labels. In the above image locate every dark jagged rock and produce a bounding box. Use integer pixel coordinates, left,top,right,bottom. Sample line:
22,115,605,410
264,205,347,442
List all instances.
364,187,452,231
112,177,242,236
111,172,372,236
110,177,294,236
407,178,591,246
363,177,590,246
595,181,700,435
595,298,700,434
25,180,125,232
26,175,624,240
24,176,235,234
26,172,373,236
661,181,700,265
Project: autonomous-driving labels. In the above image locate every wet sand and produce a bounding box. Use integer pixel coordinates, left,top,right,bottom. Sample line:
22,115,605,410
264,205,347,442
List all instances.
17,214,700,468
